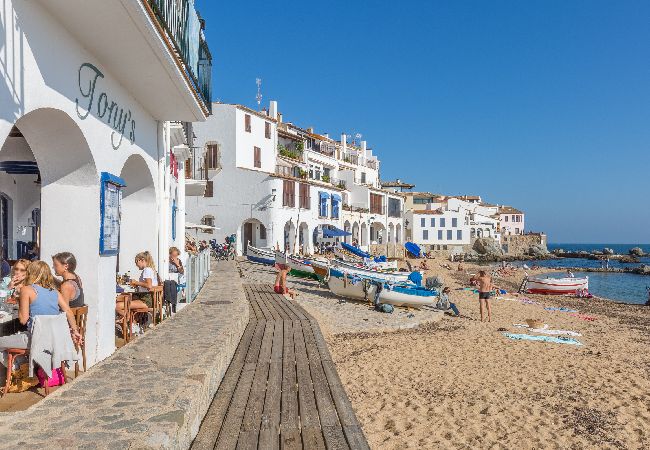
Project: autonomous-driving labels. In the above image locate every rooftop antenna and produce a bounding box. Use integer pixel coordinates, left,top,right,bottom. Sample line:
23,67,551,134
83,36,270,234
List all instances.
255,78,262,111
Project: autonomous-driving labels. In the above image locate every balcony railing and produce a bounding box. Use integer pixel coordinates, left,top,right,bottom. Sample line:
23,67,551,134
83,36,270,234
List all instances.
370,205,386,215
185,148,210,180
365,159,378,170
340,153,359,165
147,0,213,113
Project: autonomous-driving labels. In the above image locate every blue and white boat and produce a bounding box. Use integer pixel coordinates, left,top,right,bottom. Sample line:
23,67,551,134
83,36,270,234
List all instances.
246,244,275,265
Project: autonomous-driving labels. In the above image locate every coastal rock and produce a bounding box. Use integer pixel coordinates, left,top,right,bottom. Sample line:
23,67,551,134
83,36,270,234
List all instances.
527,244,549,257
632,265,650,275
619,255,639,264
629,247,645,257
579,251,590,256
472,238,504,256
552,248,565,255
603,248,615,255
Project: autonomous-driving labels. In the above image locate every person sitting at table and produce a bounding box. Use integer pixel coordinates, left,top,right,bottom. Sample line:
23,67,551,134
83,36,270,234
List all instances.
52,252,85,308
0,261,81,357
4,259,31,302
165,247,184,314
128,251,159,309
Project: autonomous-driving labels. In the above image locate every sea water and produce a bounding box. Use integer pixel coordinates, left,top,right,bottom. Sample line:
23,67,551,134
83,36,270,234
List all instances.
531,243,650,305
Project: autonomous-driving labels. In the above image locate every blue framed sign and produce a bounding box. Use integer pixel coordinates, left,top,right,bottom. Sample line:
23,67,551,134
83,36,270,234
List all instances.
99,172,126,255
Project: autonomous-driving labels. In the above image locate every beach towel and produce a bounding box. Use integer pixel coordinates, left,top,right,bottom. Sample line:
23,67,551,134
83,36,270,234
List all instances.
570,313,597,321
519,297,539,305
544,307,578,313
513,324,582,337
503,333,583,346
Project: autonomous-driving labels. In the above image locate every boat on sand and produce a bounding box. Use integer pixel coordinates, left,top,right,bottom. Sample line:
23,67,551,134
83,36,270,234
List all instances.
525,276,589,294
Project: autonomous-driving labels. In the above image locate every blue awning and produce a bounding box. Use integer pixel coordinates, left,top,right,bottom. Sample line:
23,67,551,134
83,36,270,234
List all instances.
331,193,342,202
319,191,330,200
322,226,352,238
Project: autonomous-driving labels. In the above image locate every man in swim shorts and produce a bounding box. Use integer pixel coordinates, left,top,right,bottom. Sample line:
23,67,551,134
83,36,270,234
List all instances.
476,270,493,322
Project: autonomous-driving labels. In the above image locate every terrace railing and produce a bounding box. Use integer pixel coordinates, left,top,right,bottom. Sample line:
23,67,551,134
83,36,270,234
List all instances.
147,0,213,113
184,249,211,302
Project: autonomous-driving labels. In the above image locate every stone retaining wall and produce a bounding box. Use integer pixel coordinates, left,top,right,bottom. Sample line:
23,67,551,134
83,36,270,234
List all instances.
0,261,248,449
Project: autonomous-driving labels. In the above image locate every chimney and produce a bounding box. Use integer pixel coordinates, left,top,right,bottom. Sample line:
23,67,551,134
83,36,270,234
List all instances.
307,127,314,134
278,113,282,123
341,133,347,152
269,101,277,120
361,140,367,153
323,133,329,139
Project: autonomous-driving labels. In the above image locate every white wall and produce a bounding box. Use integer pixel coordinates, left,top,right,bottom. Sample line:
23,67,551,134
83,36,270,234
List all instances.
0,1,167,366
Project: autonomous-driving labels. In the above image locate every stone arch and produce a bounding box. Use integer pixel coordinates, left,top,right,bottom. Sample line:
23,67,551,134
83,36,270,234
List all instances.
298,222,310,255
3,108,104,361
388,223,394,243
119,154,157,276
284,220,296,253
343,220,351,244
241,218,267,253
360,222,368,246
351,222,359,244
395,223,402,243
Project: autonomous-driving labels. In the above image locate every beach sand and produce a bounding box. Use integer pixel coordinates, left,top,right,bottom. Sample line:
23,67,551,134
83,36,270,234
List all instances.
239,259,650,449
321,259,650,449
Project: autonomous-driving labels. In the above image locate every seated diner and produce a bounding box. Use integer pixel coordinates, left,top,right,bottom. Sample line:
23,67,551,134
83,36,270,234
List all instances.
52,252,85,308
0,261,81,359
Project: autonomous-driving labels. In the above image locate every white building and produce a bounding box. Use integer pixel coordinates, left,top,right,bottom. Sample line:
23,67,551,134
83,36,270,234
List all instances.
187,101,404,254
0,0,212,364
498,206,525,236
405,199,470,253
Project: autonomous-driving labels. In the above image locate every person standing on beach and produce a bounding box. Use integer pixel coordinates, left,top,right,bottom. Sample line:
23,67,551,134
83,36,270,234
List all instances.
476,270,493,322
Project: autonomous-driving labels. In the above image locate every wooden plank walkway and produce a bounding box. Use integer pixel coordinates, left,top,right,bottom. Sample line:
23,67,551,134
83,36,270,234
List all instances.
192,284,370,450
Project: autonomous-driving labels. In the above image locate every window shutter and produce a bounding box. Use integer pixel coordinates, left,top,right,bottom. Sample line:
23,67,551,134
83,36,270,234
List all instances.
254,147,261,168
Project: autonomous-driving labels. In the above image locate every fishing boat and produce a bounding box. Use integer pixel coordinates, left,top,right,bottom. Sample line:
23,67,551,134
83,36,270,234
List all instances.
525,276,589,294
377,284,438,308
335,243,398,271
287,255,319,280
327,271,438,308
327,272,378,300
246,244,274,265
310,259,330,282
330,260,412,283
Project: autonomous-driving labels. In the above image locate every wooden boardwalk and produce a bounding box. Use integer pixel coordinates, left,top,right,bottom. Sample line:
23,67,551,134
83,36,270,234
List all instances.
192,284,370,450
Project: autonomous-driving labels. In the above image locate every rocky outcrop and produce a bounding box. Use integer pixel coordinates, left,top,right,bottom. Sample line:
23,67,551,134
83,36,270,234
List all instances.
629,247,646,257
473,238,504,257
528,244,549,257
603,248,615,255
632,265,650,275
619,255,640,264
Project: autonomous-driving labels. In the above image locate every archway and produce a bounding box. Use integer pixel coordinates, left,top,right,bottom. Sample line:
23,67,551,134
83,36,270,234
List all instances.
2,108,102,360
298,222,310,255
395,223,402,243
119,154,157,277
343,220,351,244
283,220,296,253
241,218,267,253
360,222,368,247
351,222,359,245
388,223,394,244
370,221,386,244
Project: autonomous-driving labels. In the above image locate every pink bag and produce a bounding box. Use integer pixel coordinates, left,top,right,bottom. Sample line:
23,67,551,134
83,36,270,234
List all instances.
36,367,65,387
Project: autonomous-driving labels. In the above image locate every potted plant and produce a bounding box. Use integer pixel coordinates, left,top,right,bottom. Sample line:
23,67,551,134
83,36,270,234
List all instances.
321,174,330,183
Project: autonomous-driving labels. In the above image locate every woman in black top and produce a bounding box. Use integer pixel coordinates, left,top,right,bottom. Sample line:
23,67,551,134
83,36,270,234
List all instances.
52,252,85,308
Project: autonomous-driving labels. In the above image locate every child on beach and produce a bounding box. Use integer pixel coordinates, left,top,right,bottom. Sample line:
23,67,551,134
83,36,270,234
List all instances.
274,266,298,299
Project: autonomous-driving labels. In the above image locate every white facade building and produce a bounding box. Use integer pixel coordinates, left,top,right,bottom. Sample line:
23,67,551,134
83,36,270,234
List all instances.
0,0,212,364
187,101,404,254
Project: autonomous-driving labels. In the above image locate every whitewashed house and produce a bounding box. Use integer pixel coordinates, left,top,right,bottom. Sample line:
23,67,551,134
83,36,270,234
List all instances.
187,101,404,254
0,0,212,364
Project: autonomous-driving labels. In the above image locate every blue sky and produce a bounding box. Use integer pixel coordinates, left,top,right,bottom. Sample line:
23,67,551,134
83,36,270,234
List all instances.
196,0,650,244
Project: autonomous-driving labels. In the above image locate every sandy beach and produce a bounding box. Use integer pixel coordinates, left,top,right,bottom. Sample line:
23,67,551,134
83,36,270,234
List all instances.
241,259,650,449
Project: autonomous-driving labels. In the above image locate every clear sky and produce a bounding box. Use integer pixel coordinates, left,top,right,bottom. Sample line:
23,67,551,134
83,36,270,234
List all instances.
196,0,650,244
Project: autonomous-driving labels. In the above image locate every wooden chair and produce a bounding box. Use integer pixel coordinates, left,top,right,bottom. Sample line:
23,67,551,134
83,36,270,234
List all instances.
115,293,132,344
150,286,164,325
3,348,66,397
70,305,88,377
131,286,165,331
